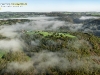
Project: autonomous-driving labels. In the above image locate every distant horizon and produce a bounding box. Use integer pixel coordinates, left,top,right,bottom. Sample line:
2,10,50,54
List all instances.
0,11,100,13
0,0,100,12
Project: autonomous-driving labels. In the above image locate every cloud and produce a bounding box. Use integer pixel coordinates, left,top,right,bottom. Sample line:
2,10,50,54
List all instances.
0,16,100,74
31,40,40,46
0,39,24,51
6,61,33,72
67,39,92,50
30,50,100,73
79,16,100,20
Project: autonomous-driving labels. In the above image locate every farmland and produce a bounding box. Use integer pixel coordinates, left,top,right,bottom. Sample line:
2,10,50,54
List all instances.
26,31,76,38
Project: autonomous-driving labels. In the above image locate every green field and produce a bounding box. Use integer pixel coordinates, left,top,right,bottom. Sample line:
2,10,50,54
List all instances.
26,31,76,38
0,50,6,58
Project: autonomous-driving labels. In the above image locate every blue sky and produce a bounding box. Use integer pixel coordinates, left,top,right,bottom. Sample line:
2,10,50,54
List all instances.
0,0,100,12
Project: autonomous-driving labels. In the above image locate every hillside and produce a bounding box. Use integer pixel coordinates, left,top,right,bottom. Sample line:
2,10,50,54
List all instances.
0,12,100,75
0,30,100,75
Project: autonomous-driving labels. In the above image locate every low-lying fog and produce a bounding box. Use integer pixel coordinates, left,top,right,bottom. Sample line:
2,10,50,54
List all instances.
79,16,100,20
0,15,100,52
0,15,100,74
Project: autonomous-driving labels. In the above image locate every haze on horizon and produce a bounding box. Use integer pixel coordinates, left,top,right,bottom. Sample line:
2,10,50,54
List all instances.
0,0,100,12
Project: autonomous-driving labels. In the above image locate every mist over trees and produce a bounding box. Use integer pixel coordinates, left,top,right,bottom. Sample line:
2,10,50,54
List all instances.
0,12,100,75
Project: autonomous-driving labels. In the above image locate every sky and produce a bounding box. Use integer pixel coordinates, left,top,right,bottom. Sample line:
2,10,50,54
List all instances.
0,0,100,12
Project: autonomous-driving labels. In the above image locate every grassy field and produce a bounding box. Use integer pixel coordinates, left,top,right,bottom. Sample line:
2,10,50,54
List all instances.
0,50,6,58
26,31,76,38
